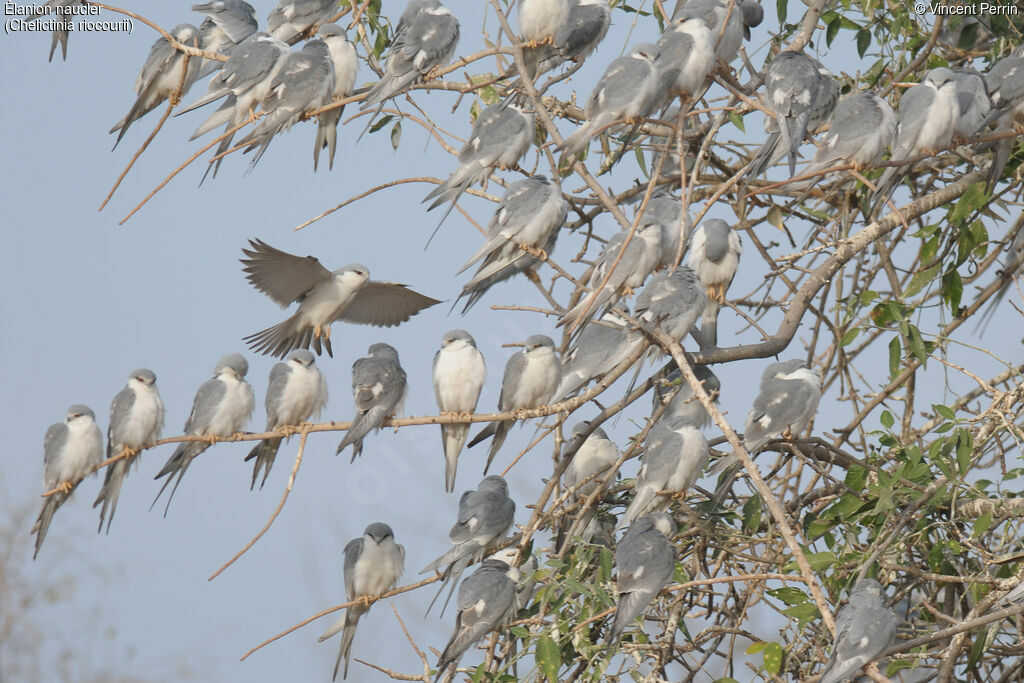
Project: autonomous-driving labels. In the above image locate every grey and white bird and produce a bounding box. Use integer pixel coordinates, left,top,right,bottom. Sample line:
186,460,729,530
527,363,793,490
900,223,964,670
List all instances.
245,349,327,489
638,194,688,270
360,0,460,109
979,52,1024,188
241,239,440,359
93,369,165,533
672,0,745,65
555,313,642,400
238,39,336,169
608,512,677,642
560,43,661,155
454,174,566,312
315,24,359,172
32,405,103,560
652,365,720,429
335,343,407,461
24,0,84,62
635,265,708,345
109,23,202,149
489,547,539,610
423,104,534,227
560,422,619,546
950,69,991,140
467,335,562,474
743,358,821,451
818,579,899,683
554,0,610,63
687,218,741,347
617,416,708,530
318,522,405,681
747,50,839,178
798,91,896,183
152,353,254,515
268,0,338,43
559,221,663,335
517,0,569,80
873,67,960,214
433,559,519,682
433,330,487,493
192,0,259,77
654,16,715,111
421,475,516,616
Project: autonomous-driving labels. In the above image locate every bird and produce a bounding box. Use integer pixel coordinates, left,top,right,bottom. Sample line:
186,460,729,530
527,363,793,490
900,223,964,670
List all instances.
634,265,708,346
191,0,259,77
237,39,336,169
240,239,441,359
421,476,515,616
315,24,359,171
335,343,407,461
638,194,687,271
975,214,1024,333
93,368,165,533
672,0,746,65
978,52,1024,189
818,579,899,683
560,43,661,156
423,104,535,229
651,365,721,429
797,91,896,184
24,0,84,62
433,558,519,682
560,422,619,547
742,358,821,452
32,405,104,560
433,330,487,493
872,67,960,216
467,335,562,474
551,0,610,64
746,50,839,178
245,349,328,489
517,0,569,80
359,0,460,115
687,218,742,347
950,68,991,141
653,15,715,112
554,312,643,400
617,416,709,530
152,353,255,515
559,221,663,335
109,23,202,149
318,522,405,681
267,0,339,43
454,174,567,312
608,512,677,642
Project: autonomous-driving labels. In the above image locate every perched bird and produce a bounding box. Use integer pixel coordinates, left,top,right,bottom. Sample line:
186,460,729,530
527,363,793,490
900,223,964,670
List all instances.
873,67,960,215
617,416,709,529
109,23,202,149
268,0,339,43
608,512,677,642
191,0,259,76
743,359,821,451
747,51,839,178
433,559,519,682
687,218,742,347
454,175,567,312
553,0,610,64
979,52,1024,188
32,405,103,560
950,69,991,140
93,369,165,533
360,0,460,110
818,579,899,683
672,0,745,65
467,335,562,474
245,349,327,489
639,194,687,270
423,104,535,228
315,25,359,172
635,265,708,346
421,475,516,616
319,522,405,681
433,330,487,492
560,43,661,156
24,0,84,62
238,39,336,169
559,221,663,335
335,343,407,461
975,214,1024,333
554,313,642,400
560,422,619,546
739,0,764,39
653,16,715,112
240,239,440,359
517,0,569,80
797,91,896,183
652,365,721,429
152,353,255,515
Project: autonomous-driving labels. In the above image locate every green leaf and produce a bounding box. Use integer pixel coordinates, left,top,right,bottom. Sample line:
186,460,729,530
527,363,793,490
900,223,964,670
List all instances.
783,601,821,626
973,509,994,538
599,547,613,582
906,324,928,365
933,404,956,421
536,635,561,682
903,264,939,298
390,120,402,150
634,145,649,178
825,14,841,46
888,335,901,378
768,587,809,606
742,495,762,532
776,0,788,24
856,28,871,57
951,182,988,223
368,114,393,134
840,327,860,347
846,464,867,491
762,642,783,675
880,410,894,429
942,270,963,315
745,642,768,655
729,109,745,132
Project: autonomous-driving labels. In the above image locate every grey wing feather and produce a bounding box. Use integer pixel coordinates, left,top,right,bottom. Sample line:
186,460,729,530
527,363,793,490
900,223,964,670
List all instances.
338,281,441,326
184,378,228,434
241,239,333,307
42,423,69,488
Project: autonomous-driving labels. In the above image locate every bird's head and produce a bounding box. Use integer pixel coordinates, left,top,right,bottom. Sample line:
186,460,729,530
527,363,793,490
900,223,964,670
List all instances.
337,264,370,288
523,334,556,355
441,329,476,351
364,522,395,544
287,349,317,369
129,368,158,387
215,353,249,379
66,404,96,424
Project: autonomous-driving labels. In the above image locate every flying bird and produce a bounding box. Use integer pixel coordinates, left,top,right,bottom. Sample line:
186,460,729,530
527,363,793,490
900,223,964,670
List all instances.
433,330,487,492
335,343,407,461
608,513,677,642
315,25,359,171
32,405,103,560
152,353,255,515
819,579,899,683
268,0,339,43
109,23,202,149
652,365,720,429
421,475,516,616
319,522,405,681
240,239,440,359
617,416,709,529
94,369,165,533
687,218,742,346
467,335,562,474
245,349,327,489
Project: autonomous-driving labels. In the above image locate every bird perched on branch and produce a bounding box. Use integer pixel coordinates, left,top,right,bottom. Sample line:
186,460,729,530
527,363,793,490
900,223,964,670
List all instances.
818,579,899,683
687,218,741,347
314,24,359,172
433,330,486,493
608,513,677,642
335,344,407,461
268,0,339,43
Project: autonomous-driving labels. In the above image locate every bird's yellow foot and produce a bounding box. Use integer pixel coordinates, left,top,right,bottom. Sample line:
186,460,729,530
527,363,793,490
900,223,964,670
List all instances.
313,324,323,339
170,94,181,106
458,411,474,420
524,39,540,49
229,432,248,442
440,411,459,420
541,35,555,46
360,595,376,610
58,481,73,495
204,434,220,445
323,325,332,341
782,428,794,441
513,409,531,420
623,286,636,297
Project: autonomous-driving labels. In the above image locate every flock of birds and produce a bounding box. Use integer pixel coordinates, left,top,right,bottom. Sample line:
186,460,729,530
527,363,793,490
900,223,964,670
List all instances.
24,0,1024,680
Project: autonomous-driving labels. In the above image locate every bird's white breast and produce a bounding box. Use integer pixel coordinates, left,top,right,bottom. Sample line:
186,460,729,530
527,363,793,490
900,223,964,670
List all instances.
434,343,486,412
918,83,959,151
510,348,560,408
519,0,569,42
351,538,403,598
207,374,254,436
675,22,715,95
58,417,103,483
119,383,165,448
278,364,327,425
